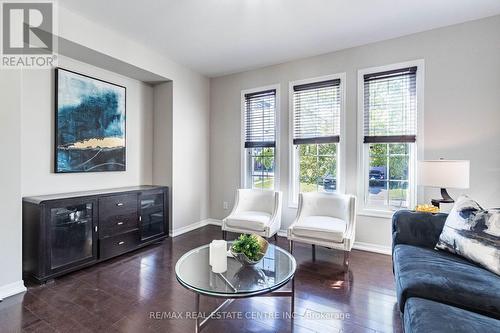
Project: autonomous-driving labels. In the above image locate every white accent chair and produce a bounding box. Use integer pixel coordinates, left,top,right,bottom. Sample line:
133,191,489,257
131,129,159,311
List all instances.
287,192,356,268
222,189,282,240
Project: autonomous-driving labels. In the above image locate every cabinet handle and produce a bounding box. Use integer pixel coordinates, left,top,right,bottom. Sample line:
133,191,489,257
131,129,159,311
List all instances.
94,226,98,232
116,202,124,207
118,241,125,245
117,221,124,226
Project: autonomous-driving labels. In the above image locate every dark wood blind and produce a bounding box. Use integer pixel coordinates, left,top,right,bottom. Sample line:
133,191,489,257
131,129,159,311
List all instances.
293,79,341,145
244,89,276,148
363,67,417,143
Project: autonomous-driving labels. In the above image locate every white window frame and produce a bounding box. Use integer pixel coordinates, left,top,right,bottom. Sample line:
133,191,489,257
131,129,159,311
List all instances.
288,73,346,208
240,84,280,191
357,60,424,218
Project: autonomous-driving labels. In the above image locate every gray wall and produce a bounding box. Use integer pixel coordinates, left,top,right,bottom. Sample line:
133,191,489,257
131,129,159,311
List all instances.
153,82,174,225
209,15,500,248
0,4,211,297
58,5,211,233
21,55,154,196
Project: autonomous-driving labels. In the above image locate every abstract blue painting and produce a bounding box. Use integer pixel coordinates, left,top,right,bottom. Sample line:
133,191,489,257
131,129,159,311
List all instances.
55,68,126,173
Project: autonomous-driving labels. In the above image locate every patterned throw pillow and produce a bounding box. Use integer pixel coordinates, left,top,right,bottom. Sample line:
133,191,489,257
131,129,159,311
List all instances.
436,195,500,275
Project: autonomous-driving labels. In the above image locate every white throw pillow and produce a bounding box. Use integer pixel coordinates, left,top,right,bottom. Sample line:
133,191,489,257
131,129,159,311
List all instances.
435,195,500,275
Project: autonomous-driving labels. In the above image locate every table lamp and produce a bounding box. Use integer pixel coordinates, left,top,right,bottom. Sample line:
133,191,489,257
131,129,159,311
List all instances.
418,160,470,207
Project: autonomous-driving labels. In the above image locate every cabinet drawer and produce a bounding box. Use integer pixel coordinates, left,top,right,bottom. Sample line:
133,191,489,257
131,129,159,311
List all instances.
99,194,138,220
99,212,138,239
99,230,140,260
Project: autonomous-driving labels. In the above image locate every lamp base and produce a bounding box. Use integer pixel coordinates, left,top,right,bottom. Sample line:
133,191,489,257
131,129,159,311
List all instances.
431,198,454,208
431,188,454,208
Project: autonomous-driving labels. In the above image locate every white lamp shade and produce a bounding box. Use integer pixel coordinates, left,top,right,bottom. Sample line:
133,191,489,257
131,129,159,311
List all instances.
418,160,470,189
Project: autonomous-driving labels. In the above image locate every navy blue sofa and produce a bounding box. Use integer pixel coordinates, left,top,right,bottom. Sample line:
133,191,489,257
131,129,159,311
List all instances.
392,210,500,333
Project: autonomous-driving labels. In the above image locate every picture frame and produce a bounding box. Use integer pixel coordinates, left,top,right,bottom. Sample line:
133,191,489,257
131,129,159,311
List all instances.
54,67,127,173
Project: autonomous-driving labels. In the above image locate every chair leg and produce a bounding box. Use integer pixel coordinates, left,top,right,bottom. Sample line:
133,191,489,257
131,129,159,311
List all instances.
289,240,293,254
343,251,350,270
312,244,316,261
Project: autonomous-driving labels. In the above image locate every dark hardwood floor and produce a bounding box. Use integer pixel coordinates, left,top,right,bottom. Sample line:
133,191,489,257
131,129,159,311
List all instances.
0,225,402,333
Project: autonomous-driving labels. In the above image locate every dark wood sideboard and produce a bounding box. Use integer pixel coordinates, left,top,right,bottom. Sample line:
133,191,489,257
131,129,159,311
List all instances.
22,185,169,283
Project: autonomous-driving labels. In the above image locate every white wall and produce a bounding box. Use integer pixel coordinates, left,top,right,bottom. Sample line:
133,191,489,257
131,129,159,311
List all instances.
21,55,154,196
0,71,26,298
209,15,500,249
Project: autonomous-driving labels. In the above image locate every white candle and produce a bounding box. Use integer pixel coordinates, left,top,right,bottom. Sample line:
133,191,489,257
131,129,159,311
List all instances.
209,241,214,266
210,240,227,273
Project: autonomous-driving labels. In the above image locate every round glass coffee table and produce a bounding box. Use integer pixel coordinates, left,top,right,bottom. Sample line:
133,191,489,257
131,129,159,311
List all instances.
175,242,296,332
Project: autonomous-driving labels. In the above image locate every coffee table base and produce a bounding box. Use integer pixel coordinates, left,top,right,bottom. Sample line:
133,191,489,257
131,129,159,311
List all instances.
194,277,295,333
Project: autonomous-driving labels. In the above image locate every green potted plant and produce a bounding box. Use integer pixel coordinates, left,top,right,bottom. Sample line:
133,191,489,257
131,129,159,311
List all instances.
230,234,269,265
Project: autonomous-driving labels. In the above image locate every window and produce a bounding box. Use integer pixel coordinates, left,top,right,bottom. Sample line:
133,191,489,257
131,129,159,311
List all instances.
241,86,279,190
290,75,344,204
358,62,422,214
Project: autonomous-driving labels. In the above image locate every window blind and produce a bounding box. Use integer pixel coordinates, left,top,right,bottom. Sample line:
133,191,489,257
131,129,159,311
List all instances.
244,89,276,148
363,67,417,143
293,79,341,145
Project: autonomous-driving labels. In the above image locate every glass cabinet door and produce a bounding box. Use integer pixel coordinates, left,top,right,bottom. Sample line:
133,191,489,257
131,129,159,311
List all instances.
49,202,96,270
140,192,165,240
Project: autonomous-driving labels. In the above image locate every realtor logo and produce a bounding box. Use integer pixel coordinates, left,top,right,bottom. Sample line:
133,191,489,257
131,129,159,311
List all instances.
1,1,57,68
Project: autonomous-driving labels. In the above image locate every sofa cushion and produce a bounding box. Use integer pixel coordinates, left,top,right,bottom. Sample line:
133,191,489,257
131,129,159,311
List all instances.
225,211,271,231
393,244,500,319
435,195,500,275
291,216,346,242
404,297,500,333
392,210,447,250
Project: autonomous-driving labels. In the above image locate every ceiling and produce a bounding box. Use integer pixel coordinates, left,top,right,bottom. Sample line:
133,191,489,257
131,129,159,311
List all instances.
59,0,500,77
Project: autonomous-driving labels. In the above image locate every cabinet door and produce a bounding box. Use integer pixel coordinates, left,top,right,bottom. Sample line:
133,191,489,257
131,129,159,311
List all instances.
139,191,166,241
46,198,98,273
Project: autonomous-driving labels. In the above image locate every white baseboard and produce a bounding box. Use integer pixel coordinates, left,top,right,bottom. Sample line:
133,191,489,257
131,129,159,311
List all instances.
206,218,222,226
352,242,391,255
170,218,221,237
281,232,390,255
0,280,26,300
174,219,391,255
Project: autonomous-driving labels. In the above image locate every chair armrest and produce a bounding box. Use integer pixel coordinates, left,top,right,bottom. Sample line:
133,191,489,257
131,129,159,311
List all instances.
267,192,282,236
223,189,244,221
392,210,448,252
